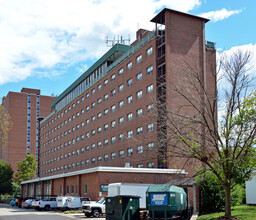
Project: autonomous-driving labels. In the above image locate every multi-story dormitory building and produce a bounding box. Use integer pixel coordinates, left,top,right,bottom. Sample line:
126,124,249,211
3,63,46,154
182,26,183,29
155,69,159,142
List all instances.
21,8,216,212
1,88,55,172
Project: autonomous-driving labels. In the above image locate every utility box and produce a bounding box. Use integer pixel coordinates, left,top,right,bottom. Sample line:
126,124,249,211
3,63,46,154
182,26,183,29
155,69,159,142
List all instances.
106,195,140,220
146,184,188,219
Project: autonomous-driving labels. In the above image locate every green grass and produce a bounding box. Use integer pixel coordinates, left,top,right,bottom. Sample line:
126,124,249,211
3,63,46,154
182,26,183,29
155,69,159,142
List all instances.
197,205,256,220
64,210,83,214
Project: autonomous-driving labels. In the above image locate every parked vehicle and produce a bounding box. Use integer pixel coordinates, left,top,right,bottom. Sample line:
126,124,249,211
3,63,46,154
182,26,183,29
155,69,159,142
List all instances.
57,196,68,211
108,182,150,209
22,199,36,208
67,197,90,209
82,198,105,218
33,196,57,211
18,197,35,208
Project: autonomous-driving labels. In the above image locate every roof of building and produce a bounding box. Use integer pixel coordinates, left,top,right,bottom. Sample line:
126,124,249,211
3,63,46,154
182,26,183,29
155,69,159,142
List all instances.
150,8,209,24
51,43,131,108
21,166,187,184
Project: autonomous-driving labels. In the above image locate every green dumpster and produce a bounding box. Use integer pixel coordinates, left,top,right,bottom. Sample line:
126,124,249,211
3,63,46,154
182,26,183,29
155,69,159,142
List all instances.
146,184,188,219
106,195,140,220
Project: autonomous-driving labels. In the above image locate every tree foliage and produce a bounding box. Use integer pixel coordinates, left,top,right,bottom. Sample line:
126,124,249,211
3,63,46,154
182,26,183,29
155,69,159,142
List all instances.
13,154,37,185
0,104,12,150
0,159,13,195
154,49,256,219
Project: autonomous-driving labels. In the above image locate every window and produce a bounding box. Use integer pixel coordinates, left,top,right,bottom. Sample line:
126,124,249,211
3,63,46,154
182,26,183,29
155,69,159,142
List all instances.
111,136,116,143
136,90,142,99
127,78,132,87
127,130,133,139
104,138,109,146
81,109,85,115
104,79,108,86
81,134,84,140
119,100,124,109
85,159,89,165
104,94,108,101
136,54,142,63
119,84,124,92
147,162,154,168
86,145,90,151
97,141,102,148
147,65,153,75
92,157,96,164
97,98,102,104
81,122,85,127
147,123,154,132
147,104,154,112
97,127,102,133
111,120,116,128
104,108,108,116
84,184,87,194
98,112,102,119
137,127,143,135
127,62,132,70
72,103,75,108
97,156,102,163
111,73,115,81
147,46,153,56
76,149,80,155
92,102,95,108
86,132,90,139
119,117,124,125
147,142,154,150
119,133,124,141
111,89,116,96
91,143,95,149
86,93,89,99
137,108,143,117
111,152,116,159
127,96,132,104
127,148,133,156
127,113,133,121
92,130,96,136
111,105,116,112
137,164,143,168
92,88,96,95
119,68,123,75
104,154,108,161
104,124,108,131
86,106,89,112
86,119,89,125
97,84,102,91
119,150,124,157
136,72,142,81
147,84,153,94
81,96,85,102
81,147,85,153
91,116,95,122
137,145,143,154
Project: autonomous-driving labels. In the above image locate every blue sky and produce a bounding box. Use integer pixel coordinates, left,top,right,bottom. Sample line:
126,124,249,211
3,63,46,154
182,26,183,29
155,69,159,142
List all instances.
0,0,255,101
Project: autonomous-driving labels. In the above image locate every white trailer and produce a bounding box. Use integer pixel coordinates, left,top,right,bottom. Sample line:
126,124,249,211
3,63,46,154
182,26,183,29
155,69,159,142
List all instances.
108,183,150,209
67,197,90,209
57,196,68,210
246,171,256,205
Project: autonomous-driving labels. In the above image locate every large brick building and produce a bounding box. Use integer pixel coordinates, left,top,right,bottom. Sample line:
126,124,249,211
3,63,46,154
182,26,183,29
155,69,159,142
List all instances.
1,88,55,172
21,8,216,210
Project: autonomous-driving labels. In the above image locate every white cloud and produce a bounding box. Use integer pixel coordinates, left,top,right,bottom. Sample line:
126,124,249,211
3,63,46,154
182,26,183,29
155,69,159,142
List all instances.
200,8,242,22
0,0,201,85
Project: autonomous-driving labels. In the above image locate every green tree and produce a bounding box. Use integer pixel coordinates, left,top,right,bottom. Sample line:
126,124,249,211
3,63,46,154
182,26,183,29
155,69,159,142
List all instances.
154,50,256,219
14,154,37,185
0,104,12,150
0,159,14,195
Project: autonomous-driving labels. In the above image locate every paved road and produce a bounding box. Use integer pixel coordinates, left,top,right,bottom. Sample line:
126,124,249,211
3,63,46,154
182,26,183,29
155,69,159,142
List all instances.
0,204,105,220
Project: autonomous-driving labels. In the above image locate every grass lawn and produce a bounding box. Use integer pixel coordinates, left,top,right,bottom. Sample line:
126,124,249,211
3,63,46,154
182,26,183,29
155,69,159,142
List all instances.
197,205,256,220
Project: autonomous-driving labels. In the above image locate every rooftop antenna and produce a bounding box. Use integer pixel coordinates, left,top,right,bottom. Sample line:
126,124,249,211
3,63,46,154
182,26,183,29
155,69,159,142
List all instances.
105,34,130,47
